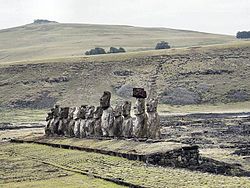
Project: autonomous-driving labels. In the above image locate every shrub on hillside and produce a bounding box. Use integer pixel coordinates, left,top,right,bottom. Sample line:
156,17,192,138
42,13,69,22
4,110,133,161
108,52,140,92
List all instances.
85,47,106,55
33,19,58,24
155,41,171,50
236,31,250,39
108,47,126,53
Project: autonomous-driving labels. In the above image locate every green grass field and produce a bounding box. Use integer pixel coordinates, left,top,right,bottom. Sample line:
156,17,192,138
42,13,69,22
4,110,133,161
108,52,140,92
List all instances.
1,143,250,188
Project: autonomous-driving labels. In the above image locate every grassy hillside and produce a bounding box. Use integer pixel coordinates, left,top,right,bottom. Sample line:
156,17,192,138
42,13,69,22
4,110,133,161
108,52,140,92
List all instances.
0,22,236,63
0,41,249,111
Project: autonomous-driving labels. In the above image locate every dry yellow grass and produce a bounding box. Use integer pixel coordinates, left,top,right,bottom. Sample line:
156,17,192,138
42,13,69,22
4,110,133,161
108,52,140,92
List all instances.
0,22,236,63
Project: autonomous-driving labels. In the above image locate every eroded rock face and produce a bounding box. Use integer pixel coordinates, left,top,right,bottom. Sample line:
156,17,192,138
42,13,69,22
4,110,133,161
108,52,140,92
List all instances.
93,106,103,136
147,99,161,139
122,101,133,138
113,104,123,137
133,98,148,138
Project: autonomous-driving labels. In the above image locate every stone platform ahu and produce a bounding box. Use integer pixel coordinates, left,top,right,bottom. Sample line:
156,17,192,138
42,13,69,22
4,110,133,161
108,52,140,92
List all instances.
45,88,161,139
41,88,199,168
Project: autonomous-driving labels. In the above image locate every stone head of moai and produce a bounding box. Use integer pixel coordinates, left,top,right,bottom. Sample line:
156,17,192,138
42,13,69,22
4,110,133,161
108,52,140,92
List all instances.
146,99,158,113
79,105,87,119
133,88,147,115
93,106,103,119
114,104,123,117
54,105,61,117
46,108,54,121
73,107,80,120
85,106,95,119
68,107,75,119
122,101,132,117
134,98,146,115
100,91,111,109
60,107,69,119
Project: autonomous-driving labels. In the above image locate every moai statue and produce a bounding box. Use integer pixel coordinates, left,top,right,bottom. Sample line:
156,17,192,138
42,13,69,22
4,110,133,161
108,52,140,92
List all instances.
58,107,70,136
73,107,81,138
85,106,95,137
66,107,76,137
122,101,133,138
45,108,54,136
93,106,103,137
113,104,123,137
79,105,87,138
100,91,114,137
133,88,148,138
50,105,61,135
147,99,161,139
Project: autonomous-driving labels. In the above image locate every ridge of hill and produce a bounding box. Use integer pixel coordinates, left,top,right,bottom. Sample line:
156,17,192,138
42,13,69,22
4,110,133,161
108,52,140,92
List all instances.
0,22,235,63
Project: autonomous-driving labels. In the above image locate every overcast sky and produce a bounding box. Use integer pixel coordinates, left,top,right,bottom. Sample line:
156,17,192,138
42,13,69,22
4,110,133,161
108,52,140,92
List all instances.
0,0,249,35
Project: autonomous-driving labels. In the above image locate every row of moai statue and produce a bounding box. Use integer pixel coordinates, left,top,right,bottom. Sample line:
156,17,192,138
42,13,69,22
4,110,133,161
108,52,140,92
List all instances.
45,88,161,139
